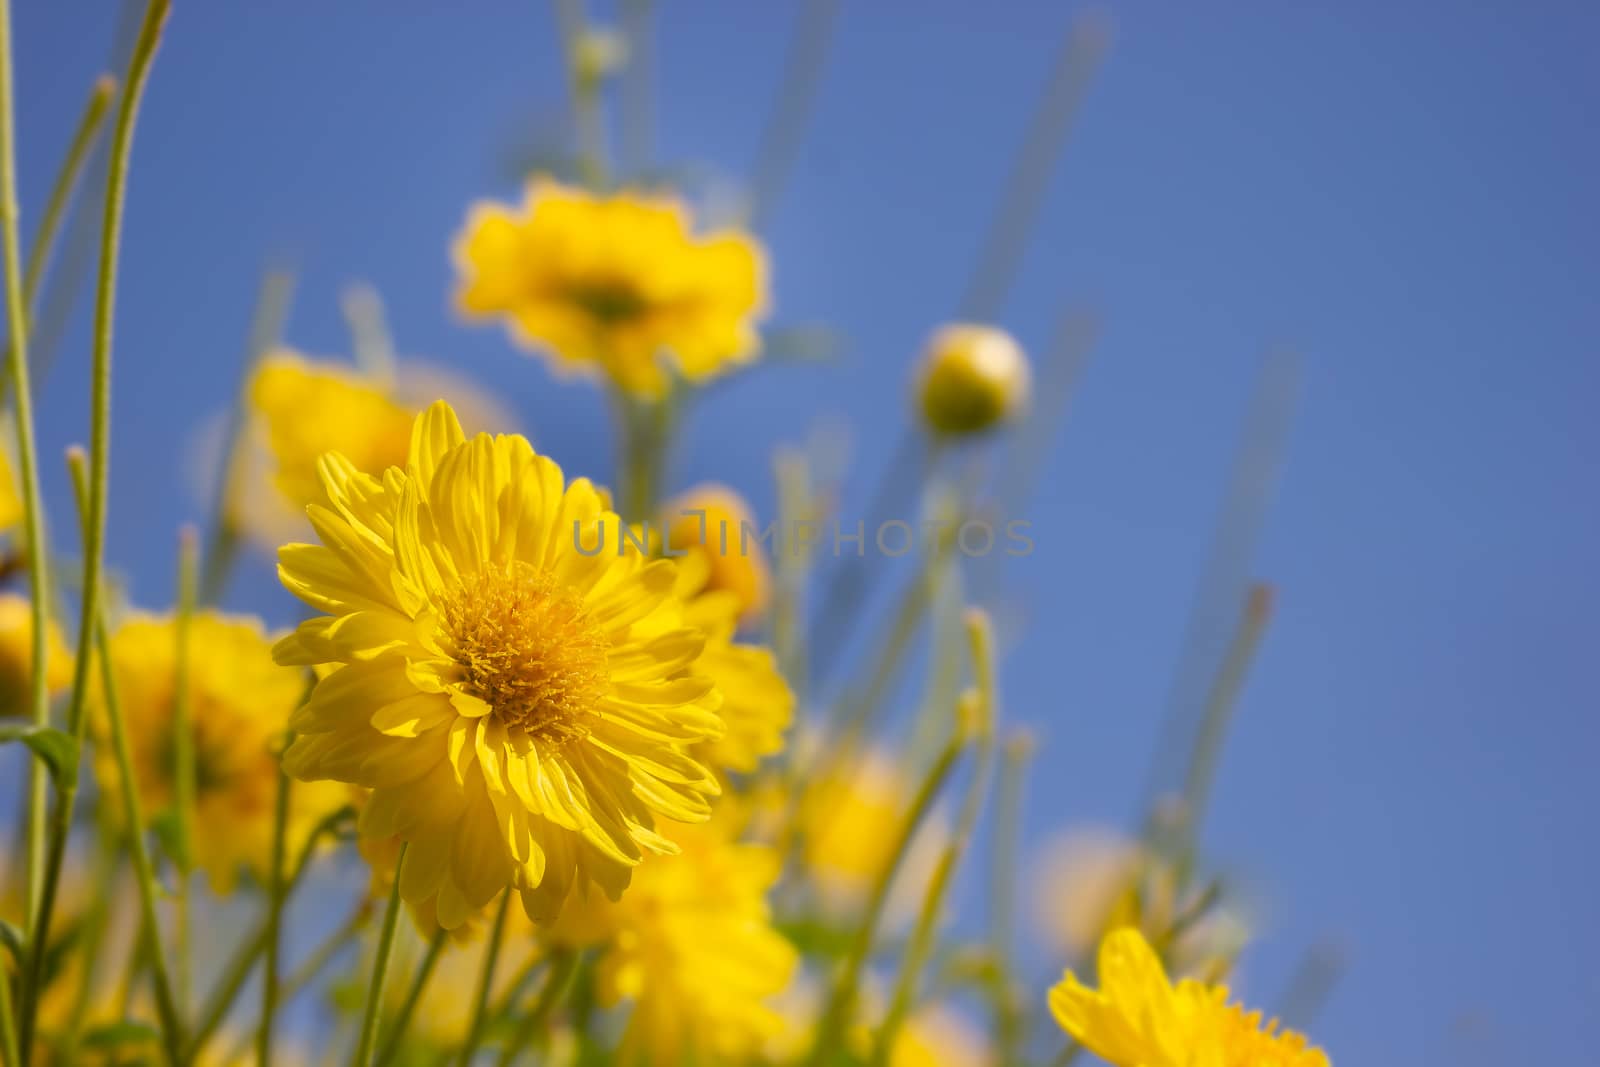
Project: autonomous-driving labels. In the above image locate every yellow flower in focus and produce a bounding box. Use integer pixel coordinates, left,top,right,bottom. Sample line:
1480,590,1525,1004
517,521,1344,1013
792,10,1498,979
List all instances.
92,612,341,892
1049,927,1330,1067
0,594,73,716
915,323,1030,436
454,179,768,398
550,821,797,1066
235,350,516,550
663,483,772,624
276,401,726,927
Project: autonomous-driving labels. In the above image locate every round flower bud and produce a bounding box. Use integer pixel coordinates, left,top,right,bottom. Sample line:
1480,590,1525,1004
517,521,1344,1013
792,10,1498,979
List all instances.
914,324,1031,437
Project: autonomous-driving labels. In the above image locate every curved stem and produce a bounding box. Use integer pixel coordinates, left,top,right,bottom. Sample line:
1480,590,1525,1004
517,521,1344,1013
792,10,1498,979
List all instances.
352,843,407,1067
20,4,169,1059
172,526,199,1018
372,927,445,1067
256,725,297,1067
455,889,512,1067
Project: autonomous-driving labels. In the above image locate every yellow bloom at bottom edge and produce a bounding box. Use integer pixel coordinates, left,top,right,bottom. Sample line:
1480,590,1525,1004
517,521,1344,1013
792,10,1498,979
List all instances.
1049,927,1330,1067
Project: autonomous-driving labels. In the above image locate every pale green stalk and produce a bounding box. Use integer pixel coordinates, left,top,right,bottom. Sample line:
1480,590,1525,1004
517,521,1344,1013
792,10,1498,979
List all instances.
746,0,839,230
990,732,1033,1066
20,6,170,1055
256,723,298,1067
171,525,199,1017
0,0,59,955
495,950,580,1067
372,928,446,1067
872,611,998,1066
807,733,967,1066
0,958,19,1067
455,890,513,1067
68,447,185,1065
0,75,114,408
352,844,408,1067
554,0,608,186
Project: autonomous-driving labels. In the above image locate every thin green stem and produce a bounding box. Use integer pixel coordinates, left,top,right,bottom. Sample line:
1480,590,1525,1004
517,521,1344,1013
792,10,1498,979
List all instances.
617,0,653,178
0,0,60,963
614,390,674,521
371,927,445,1067
808,735,967,1066
0,75,115,408
871,611,998,1067
256,725,297,1067
746,0,839,230
352,843,407,1067
279,900,366,1004
69,449,185,1066
21,5,169,1059
455,889,512,1067
494,950,579,1067
56,819,121,1065
553,0,608,187
198,268,294,606
1,956,20,1067
172,525,199,1018
990,732,1033,1067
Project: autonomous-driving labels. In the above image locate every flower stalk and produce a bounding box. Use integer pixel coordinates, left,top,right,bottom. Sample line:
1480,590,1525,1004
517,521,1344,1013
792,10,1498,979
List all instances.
352,843,408,1067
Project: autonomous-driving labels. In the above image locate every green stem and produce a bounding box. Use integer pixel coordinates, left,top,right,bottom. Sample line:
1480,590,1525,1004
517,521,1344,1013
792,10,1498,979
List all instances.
55,820,121,1065
79,459,185,1067
745,0,839,230
455,889,512,1067
198,268,294,606
615,391,673,522
990,733,1033,1067
256,726,296,1067
494,950,579,1067
0,74,115,408
371,927,445,1067
1,956,20,1067
0,0,60,966
20,4,169,1059
352,843,407,1067
171,526,199,1019
871,611,998,1066
807,735,967,1066
553,0,608,187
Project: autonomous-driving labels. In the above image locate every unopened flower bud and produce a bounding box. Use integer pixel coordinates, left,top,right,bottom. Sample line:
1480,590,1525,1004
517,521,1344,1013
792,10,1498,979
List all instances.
915,324,1030,437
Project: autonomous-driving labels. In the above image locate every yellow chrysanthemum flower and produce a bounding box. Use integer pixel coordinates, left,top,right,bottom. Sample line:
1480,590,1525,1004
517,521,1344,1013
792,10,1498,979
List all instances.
234,349,517,550
1049,927,1330,1067
92,612,343,892
276,400,728,927
0,593,74,716
663,483,772,625
550,820,797,1066
454,179,768,398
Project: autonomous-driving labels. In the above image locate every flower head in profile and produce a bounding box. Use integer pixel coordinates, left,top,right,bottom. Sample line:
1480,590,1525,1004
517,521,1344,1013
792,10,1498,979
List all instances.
91,612,342,892
454,179,768,398
0,593,73,715
276,401,727,927
234,349,516,549
1049,927,1330,1067
550,820,797,1065
663,483,772,626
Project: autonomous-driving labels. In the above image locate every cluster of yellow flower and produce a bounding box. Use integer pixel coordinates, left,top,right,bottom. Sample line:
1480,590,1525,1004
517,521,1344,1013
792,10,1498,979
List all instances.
0,5,1328,1067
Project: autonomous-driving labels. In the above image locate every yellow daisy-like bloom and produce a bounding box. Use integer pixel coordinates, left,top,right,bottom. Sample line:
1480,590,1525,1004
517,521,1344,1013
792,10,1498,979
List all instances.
454,179,768,398
235,349,517,550
0,594,74,716
550,820,797,1066
663,483,772,625
1049,927,1330,1067
276,400,726,927
92,612,342,892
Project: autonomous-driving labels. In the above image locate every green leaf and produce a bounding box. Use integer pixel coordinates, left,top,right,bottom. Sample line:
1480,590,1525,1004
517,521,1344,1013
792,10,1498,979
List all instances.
0,917,23,966
79,1020,161,1051
0,723,80,785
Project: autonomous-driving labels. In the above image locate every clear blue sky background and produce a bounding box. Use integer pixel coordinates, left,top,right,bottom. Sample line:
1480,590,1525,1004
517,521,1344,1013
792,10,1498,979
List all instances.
7,3,1598,1064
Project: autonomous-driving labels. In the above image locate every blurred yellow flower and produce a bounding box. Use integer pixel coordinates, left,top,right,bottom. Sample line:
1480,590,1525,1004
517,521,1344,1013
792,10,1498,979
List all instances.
551,820,797,1066
1033,828,1145,959
276,401,726,927
800,752,946,912
234,349,516,550
454,179,768,398
663,483,772,624
915,323,1030,436
92,611,341,892
1049,927,1330,1067
0,443,21,535
0,593,73,716
888,1005,994,1067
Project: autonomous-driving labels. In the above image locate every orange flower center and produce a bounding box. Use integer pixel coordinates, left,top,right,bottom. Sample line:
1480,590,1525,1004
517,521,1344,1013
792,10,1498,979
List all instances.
440,564,609,744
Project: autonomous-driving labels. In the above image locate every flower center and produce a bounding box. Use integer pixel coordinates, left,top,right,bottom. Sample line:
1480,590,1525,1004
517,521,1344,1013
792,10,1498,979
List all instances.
567,280,651,326
439,564,609,744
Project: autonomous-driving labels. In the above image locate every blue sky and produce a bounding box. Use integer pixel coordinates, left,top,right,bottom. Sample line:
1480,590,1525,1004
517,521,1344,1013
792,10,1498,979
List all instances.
8,3,1599,1064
